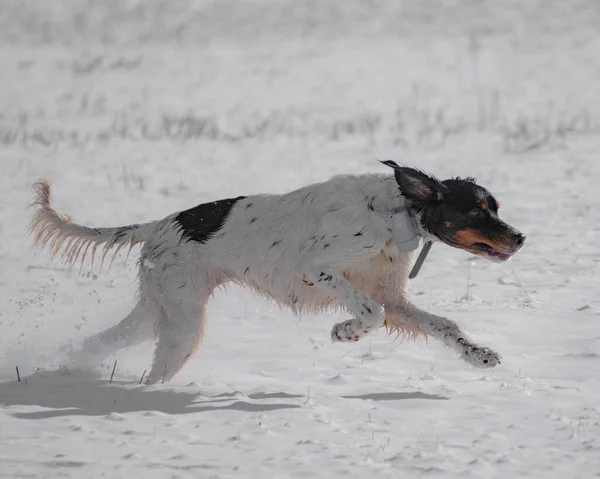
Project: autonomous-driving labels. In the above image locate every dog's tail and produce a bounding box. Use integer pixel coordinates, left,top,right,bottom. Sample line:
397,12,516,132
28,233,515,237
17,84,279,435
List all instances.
28,179,156,271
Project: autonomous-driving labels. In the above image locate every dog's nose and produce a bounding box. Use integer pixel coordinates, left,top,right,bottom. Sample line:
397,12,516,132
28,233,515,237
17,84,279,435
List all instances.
512,232,526,248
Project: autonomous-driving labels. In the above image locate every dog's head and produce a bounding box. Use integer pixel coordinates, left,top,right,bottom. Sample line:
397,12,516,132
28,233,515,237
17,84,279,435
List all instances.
382,161,525,262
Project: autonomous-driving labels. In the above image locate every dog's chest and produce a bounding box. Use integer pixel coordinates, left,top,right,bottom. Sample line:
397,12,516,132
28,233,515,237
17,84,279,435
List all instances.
301,240,413,308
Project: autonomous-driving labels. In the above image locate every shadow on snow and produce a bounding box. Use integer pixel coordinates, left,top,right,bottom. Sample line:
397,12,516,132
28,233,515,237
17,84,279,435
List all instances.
0,368,448,419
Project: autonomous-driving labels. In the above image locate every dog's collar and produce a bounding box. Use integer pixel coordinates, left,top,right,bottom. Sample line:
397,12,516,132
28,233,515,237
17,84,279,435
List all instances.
389,207,433,279
409,240,433,279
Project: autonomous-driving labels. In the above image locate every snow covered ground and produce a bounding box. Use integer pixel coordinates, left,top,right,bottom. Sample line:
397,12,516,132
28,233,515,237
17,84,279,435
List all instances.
1,0,600,477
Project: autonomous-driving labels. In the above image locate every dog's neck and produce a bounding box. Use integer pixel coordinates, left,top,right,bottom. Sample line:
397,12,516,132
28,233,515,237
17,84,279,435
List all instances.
390,206,420,252
371,175,434,279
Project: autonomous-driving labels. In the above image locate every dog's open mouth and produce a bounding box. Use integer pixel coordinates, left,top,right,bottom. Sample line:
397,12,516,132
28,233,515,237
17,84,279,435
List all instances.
473,242,514,262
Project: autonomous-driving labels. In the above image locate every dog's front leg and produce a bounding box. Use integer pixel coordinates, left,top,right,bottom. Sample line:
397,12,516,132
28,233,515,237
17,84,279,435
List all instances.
386,301,501,368
308,267,385,342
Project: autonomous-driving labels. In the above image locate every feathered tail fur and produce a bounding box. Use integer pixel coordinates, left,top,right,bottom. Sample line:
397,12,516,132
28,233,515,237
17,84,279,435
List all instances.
28,180,154,271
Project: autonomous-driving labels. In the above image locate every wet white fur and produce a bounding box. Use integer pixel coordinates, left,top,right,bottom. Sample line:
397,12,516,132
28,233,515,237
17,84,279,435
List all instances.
29,173,501,384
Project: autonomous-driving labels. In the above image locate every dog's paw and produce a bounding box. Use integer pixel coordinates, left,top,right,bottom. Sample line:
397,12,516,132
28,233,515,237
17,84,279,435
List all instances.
462,345,501,368
331,320,370,343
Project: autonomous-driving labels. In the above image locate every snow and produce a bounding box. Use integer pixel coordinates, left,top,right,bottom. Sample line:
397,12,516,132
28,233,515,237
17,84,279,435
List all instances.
1,0,600,477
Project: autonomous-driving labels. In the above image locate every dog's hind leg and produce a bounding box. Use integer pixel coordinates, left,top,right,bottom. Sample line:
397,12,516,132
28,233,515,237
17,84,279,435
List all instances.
306,267,385,342
384,301,501,368
82,302,156,358
144,286,209,385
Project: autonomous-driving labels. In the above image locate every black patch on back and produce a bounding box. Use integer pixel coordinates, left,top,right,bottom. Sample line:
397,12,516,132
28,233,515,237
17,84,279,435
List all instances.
175,196,246,244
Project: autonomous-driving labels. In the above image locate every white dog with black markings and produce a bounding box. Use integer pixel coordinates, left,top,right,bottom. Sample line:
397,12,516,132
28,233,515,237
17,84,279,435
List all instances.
29,162,525,384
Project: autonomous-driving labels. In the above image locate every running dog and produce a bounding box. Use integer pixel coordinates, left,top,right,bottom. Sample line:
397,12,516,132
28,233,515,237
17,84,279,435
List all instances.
28,162,525,384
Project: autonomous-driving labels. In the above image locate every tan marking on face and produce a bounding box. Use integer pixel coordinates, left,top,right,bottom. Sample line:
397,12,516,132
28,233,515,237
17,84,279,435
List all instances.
480,202,487,210
455,229,511,253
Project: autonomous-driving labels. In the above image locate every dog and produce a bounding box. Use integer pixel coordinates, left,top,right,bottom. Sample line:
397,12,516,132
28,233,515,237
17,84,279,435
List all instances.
28,162,525,384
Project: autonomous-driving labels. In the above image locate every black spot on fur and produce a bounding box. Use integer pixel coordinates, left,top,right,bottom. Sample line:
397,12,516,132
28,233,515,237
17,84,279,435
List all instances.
367,196,375,211
318,273,333,282
146,244,165,260
245,203,253,209
249,217,257,224
112,225,139,242
244,266,250,275
362,304,372,314
270,240,281,249
354,230,364,237
323,243,330,249
302,192,315,204
175,196,246,244
161,262,176,272
302,278,314,286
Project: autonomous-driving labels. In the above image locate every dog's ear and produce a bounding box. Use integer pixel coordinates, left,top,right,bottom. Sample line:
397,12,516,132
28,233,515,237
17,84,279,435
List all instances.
379,160,400,170
381,162,446,203
396,167,446,202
